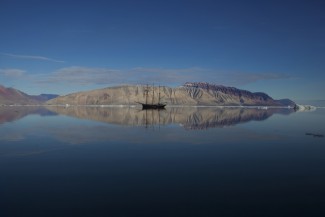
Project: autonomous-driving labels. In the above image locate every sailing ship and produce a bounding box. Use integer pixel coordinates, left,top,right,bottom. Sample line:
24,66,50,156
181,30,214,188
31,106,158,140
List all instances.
137,84,166,110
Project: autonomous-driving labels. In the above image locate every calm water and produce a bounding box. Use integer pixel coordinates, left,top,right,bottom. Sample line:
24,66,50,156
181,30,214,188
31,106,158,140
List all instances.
0,106,324,217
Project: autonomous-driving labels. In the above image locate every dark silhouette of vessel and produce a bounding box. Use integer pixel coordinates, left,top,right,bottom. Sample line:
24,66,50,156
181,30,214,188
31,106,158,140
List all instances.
137,84,166,110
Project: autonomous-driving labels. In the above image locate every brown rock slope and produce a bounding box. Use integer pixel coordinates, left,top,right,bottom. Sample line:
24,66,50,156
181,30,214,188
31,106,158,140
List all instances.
46,83,295,106
0,85,39,105
0,85,59,105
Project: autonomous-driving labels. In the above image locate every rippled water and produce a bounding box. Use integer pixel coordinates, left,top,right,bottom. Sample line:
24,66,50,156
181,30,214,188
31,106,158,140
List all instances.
0,106,324,217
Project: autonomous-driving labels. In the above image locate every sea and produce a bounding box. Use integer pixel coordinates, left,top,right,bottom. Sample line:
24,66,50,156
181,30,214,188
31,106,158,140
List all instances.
0,104,324,217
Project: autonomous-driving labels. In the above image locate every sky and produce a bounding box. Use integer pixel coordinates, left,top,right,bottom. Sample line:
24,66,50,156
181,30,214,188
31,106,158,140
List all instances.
0,0,324,100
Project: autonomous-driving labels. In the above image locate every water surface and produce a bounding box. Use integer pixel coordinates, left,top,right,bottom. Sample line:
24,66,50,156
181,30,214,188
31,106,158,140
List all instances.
0,106,324,217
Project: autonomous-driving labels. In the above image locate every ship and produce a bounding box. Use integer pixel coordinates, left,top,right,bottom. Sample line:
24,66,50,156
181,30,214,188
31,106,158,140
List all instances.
137,84,166,110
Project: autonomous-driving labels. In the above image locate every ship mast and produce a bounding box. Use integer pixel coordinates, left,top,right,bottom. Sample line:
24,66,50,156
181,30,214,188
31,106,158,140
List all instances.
158,85,161,104
152,83,155,105
144,84,149,104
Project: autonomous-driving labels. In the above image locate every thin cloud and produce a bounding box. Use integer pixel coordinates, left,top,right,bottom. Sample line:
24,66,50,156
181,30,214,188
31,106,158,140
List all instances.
0,68,26,78
128,67,203,84
36,66,292,88
0,52,65,63
224,72,292,86
44,66,122,85
39,66,202,86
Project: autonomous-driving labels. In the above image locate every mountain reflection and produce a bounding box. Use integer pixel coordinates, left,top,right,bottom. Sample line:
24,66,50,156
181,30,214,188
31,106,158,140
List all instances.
0,106,294,129
46,106,294,129
0,106,57,124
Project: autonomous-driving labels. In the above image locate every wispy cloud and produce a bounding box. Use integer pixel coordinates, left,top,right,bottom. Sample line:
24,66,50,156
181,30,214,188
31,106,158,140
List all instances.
4,66,293,95
127,67,202,84
35,66,292,88
42,66,122,85
0,68,26,78
216,71,292,86
38,66,202,85
0,52,65,63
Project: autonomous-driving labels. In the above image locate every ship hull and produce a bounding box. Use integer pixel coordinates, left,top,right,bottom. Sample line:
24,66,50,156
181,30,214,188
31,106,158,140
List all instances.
141,103,166,110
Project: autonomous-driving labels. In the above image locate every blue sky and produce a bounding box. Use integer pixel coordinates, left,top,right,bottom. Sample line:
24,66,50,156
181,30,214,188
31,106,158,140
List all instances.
0,0,324,100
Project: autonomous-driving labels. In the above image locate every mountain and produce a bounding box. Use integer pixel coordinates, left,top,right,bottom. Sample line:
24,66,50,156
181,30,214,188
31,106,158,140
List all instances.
47,82,295,106
0,85,59,105
182,82,295,106
32,94,60,102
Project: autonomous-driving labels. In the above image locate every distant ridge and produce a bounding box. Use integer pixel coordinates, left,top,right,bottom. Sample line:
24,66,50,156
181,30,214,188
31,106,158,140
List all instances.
47,82,295,106
0,85,59,105
33,94,60,102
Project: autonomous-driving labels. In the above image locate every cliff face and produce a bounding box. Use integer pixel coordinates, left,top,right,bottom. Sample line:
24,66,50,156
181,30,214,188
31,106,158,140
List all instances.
47,83,295,106
180,82,294,106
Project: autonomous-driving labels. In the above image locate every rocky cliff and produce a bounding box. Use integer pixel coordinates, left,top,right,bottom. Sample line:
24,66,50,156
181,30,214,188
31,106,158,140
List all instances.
47,82,295,106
